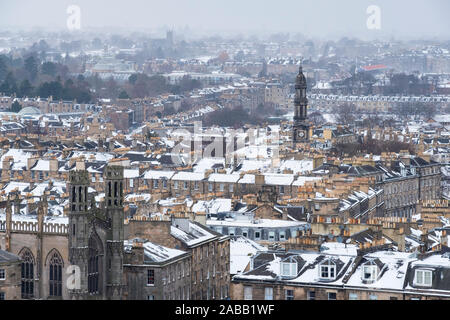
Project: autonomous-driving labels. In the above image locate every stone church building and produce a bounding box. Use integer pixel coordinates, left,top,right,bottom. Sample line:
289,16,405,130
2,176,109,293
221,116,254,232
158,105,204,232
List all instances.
0,164,126,300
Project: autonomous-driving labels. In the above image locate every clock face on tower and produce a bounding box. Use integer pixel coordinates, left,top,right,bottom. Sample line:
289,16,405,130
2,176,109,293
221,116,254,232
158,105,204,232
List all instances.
298,130,305,138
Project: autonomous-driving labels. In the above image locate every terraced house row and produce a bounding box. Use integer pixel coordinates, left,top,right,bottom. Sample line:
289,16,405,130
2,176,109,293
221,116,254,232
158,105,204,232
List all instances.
231,244,450,300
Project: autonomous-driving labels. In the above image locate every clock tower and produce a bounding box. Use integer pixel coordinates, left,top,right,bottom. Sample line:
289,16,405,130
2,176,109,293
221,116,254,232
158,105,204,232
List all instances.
293,65,309,146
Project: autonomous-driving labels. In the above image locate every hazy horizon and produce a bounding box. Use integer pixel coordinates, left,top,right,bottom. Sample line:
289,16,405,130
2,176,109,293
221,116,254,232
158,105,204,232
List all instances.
0,0,449,41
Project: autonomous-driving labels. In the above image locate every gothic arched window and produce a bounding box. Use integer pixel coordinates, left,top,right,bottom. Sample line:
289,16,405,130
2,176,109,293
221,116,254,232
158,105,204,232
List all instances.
20,248,35,299
120,182,123,206
88,236,102,294
108,182,112,206
48,250,63,297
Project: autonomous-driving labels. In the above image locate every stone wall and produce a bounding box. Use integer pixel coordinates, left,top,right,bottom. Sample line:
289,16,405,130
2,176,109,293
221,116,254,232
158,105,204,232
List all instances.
0,259,22,300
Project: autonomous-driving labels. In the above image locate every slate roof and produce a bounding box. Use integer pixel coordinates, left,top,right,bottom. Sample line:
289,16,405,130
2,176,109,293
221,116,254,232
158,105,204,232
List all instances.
0,249,21,263
411,157,430,167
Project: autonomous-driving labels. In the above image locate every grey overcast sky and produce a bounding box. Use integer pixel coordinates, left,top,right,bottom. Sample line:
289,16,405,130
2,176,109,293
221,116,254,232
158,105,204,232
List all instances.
0,0,449,40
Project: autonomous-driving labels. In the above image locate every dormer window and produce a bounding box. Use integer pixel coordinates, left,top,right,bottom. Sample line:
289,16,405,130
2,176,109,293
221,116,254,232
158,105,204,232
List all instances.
268,231,275,241
281,258,297,277
319,260,336,280
361,264,377,283
414,269,432,287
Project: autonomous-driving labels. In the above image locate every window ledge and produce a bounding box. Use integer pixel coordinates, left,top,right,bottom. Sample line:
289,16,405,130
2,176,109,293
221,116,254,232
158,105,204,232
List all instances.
412,283,432,288
318,277,336,282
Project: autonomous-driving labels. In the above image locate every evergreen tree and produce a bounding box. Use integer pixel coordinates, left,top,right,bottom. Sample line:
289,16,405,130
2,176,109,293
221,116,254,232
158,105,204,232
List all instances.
0,56,8,82
258,60,267,78
24,56,38,81
128,73,138,85
41,62,57,77
118,90,130,99
11,100,22,113
19,79,34,98
0,72,18,95
37,81,64,100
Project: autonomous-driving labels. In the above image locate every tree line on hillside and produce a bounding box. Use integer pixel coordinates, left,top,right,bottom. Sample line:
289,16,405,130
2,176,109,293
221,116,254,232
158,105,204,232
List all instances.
332,102,437,126
203,103,284,128
332,138,415,158
120,73,202,99
0,54,92,103
0,51,203,104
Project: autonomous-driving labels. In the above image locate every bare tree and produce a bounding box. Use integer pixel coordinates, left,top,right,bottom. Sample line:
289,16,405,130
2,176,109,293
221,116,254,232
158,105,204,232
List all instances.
309,111,325,126
332,102,357,124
